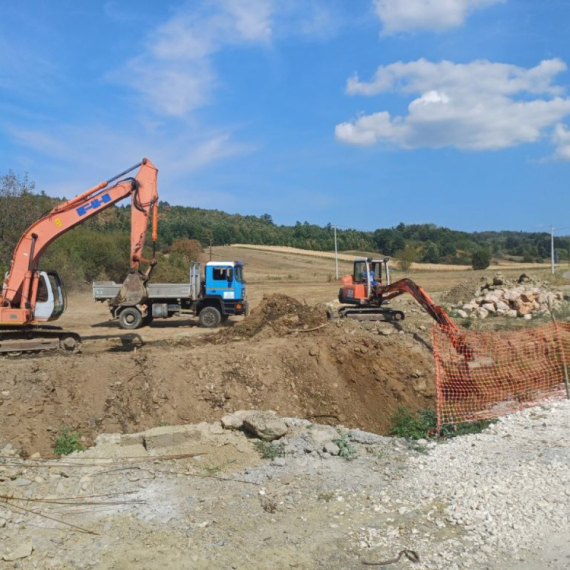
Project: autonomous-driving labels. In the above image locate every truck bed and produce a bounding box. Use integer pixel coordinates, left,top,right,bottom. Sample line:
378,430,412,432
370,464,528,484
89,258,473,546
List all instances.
93,281,192,300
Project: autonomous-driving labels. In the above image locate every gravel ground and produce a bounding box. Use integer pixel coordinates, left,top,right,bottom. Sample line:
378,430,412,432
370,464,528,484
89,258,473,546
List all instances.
1,402,569,569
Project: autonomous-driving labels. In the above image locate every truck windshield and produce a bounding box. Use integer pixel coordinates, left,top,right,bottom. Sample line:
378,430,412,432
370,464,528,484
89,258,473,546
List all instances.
235,265,244,283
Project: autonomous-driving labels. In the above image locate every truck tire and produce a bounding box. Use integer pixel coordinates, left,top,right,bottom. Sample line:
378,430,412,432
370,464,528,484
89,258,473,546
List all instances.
142,313,154,327
199,306,222,328
118,307,143,330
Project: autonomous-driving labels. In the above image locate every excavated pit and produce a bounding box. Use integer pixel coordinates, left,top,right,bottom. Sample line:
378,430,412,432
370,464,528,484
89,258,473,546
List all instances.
0,294,436,457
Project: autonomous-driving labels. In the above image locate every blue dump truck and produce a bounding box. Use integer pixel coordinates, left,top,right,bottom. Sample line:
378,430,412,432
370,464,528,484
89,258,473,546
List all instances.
92,261,247,330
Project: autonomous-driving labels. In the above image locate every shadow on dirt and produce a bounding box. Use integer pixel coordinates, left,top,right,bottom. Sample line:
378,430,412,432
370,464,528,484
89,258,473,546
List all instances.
81,333,144,352
90,319,215,330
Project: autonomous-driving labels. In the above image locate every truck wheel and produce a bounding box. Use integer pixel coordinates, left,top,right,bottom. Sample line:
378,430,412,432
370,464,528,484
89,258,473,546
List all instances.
199,306,222,328
118,307,143,330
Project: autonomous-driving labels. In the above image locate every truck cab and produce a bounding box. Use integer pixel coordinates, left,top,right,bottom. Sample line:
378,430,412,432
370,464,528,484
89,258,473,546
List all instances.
204,261,245,302
200,261,247,325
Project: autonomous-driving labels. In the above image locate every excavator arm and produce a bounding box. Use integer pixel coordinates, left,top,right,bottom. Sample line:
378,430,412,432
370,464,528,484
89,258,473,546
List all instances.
375,278,473,359
376,278,458,330
1,159,158,324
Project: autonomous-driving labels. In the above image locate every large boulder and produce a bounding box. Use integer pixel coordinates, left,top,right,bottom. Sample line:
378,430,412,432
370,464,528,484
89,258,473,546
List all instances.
518,303,533,316
243,411,288,441
221,410,252,430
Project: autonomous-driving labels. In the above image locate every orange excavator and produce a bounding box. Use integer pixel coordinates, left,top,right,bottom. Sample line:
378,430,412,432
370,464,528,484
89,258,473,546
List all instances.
337,258,456,328
336,258,472,358
0,159,158,355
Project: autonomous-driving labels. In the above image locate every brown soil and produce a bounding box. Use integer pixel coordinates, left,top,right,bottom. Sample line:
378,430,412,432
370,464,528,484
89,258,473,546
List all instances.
441,277,486,306
215,293,329,340
0,295,435,457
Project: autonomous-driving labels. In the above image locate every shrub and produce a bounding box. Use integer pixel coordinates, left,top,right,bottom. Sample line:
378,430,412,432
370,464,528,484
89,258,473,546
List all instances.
395,244,418,271
471,248,491,270
388,406,436,439
54,427,84,455
332,434,357,460
388,406,494,439
253,440,285,460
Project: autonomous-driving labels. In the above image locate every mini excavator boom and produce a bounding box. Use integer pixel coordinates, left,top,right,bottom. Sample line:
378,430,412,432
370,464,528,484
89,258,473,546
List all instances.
0,159,158,354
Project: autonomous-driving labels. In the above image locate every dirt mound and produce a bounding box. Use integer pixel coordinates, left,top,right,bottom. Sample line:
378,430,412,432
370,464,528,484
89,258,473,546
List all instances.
216,293,329,340
0,316,435,457
441,277,486,306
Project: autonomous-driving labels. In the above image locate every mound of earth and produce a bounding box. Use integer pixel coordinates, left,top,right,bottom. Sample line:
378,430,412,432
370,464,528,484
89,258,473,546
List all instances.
215,293,329,341
441,276,487,306
0,309,435,457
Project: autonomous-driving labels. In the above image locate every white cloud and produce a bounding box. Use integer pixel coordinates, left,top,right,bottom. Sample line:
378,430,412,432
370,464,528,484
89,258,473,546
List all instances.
336,58,570,154
112,0,342,118
374,0,505,34
552,124,570,160
113,0,273,117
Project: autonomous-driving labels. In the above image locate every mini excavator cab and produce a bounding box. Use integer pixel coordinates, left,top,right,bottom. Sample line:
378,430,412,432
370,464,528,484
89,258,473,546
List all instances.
352,258,390,286
339,257,391,305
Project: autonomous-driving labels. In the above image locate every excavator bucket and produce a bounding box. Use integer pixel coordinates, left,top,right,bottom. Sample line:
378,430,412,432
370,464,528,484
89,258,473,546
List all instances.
112,270,149,306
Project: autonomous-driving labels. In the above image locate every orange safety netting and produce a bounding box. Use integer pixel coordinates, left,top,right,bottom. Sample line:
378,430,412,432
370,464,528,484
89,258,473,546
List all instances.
432,321,570,428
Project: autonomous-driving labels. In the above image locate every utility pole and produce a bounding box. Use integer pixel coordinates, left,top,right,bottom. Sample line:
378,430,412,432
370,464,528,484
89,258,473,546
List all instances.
551,225,555,275
210,239,213,261
333,225,339,280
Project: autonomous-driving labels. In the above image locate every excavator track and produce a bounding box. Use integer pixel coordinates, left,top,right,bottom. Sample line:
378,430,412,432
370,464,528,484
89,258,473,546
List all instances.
337,307,405,322
0,327,81,356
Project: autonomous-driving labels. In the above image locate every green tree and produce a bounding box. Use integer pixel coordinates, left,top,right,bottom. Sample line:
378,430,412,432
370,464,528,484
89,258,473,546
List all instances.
421,242,440,264
471,248,491,270
396,244,418,271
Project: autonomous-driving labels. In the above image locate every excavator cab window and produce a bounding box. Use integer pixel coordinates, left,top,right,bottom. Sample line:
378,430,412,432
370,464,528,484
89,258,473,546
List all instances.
47,272,66,320
37,275,49,302
354,260,384,285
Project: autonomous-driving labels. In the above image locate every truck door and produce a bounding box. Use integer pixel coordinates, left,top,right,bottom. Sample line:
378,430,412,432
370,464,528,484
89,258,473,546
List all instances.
233,264,244,300
205,265,236,300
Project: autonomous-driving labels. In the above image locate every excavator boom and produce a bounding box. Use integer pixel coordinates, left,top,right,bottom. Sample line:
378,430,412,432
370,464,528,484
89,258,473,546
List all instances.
0,159,158,353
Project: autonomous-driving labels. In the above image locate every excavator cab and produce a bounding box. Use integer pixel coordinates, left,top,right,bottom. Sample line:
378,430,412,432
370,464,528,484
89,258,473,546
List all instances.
33,271,67,322
339,257,391,305
353,258,390,286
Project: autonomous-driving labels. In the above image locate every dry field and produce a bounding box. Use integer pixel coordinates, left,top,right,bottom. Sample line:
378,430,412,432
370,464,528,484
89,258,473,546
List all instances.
230,243,557,273
220,244,568,305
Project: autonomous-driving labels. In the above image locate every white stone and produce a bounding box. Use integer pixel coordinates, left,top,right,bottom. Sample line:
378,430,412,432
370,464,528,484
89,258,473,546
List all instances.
3,542,33,561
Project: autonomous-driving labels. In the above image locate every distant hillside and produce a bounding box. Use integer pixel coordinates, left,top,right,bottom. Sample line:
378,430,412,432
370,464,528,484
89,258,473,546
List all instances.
2,171,569,287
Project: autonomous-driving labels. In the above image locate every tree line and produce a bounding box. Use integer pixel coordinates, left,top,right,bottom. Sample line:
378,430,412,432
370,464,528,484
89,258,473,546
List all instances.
1,171,568,288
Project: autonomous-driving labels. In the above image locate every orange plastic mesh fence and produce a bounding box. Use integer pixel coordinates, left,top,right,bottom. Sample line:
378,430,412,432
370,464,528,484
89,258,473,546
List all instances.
432,322,570,428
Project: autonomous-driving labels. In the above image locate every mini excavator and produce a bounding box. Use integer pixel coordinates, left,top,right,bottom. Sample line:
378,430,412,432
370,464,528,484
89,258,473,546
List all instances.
0,159,158,355
337,258,455,327
336,258,473,359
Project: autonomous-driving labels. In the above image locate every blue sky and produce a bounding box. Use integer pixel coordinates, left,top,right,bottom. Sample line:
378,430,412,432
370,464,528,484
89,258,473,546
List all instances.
2,0,570,233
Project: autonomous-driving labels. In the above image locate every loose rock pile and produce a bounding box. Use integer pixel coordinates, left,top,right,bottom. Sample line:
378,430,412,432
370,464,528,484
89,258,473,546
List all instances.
452,273,565,320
